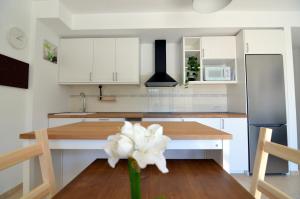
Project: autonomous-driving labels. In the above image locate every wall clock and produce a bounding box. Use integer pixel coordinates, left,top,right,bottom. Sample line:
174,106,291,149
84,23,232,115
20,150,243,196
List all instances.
7,27,27,49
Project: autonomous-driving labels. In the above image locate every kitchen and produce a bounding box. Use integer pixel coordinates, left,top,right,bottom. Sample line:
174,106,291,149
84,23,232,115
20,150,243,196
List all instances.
1,0,300,198
38,28,289,184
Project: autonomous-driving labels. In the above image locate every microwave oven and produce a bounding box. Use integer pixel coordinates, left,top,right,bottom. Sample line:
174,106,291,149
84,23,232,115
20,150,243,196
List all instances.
204,66,231,81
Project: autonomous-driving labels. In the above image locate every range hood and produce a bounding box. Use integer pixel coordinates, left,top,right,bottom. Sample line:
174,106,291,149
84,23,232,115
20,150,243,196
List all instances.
145,40,178,87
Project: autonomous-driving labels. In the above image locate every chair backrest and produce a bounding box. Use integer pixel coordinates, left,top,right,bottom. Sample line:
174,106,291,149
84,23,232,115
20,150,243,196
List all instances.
0,129,56,199
250,128,300,199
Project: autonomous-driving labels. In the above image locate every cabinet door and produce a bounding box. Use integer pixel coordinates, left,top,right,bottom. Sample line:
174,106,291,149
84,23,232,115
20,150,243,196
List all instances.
201,36,236,59
183,118,221,129
93,38,115,83
59,39,93,83
221,118,248,173
143,118,184,122
85,118,125,122
115,38,139,83
244,29,284,54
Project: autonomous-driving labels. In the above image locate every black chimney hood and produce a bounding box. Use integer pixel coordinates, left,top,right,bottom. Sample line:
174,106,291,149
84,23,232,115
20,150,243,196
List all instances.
145,40,178,87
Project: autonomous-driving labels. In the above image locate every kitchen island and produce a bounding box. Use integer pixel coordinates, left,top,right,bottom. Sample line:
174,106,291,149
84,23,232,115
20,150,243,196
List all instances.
20,121,232,193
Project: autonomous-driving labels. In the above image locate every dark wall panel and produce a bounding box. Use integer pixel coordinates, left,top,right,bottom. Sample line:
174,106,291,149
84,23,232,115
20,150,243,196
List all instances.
0,54,29,89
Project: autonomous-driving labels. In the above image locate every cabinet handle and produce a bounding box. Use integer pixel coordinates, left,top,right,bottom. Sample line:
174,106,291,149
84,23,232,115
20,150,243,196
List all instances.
202,48,205,58
246,43,249,53
113,72,115,81
115,72,118,82
89,72,92,81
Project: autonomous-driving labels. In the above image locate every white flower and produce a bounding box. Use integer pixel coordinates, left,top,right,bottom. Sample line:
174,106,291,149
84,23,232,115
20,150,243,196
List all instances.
104,121,171,173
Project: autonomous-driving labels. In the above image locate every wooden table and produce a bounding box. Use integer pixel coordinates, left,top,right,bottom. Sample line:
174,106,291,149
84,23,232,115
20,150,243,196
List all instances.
20,122,232,194
20,121,232,140
53,159,254,199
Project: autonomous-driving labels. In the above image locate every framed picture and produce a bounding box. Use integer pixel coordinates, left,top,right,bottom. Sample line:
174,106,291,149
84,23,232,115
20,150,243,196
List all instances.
43,40,57,64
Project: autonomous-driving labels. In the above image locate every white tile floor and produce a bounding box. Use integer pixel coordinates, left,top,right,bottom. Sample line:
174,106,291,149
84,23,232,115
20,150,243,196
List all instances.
232,174,300,199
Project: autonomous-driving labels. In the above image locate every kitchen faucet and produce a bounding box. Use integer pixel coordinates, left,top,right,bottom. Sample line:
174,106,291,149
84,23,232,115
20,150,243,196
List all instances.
79,92,86,112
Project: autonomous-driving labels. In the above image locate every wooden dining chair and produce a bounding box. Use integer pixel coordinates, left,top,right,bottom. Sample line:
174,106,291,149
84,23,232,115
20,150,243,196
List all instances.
250,128,300,199
0,129,56,199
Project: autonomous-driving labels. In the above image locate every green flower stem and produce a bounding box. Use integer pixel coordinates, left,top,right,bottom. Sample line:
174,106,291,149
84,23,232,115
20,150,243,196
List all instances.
128,158,142,199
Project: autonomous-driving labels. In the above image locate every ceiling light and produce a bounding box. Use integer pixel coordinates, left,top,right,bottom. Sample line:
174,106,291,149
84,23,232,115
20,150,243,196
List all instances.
193,0,232,13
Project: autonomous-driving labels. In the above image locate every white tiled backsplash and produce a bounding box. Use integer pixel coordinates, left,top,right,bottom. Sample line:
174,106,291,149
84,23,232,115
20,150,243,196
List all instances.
68,84,227,112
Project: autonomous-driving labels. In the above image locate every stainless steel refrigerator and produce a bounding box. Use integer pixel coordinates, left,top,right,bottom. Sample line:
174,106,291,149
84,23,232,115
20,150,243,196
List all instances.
246,54,288,174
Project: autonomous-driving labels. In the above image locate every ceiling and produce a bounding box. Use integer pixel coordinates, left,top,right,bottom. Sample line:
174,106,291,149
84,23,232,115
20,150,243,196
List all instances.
42,19,241,42
60,0,300,14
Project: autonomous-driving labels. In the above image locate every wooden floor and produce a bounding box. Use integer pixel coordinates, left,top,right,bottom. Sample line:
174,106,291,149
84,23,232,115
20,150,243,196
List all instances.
2,165,300,199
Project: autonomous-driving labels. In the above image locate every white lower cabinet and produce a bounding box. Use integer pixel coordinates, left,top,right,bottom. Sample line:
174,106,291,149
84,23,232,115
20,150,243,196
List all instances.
62,150,107,186
183,117,248,173
142,118,184,122
84,118,125,122
220,118,248,173
183,118,221,129
49,116,248,188
48,117,125,188
48,118,84,127
48,118,125,127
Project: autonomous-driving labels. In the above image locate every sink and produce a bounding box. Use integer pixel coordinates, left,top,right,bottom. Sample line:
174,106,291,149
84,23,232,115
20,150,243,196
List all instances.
54,112,95,115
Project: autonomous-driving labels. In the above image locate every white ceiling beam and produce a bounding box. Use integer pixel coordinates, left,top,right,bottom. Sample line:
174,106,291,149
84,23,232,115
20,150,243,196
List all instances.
71,11,300,30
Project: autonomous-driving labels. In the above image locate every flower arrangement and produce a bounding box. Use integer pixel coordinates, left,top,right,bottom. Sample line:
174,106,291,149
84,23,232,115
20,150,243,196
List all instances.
104,122,171,199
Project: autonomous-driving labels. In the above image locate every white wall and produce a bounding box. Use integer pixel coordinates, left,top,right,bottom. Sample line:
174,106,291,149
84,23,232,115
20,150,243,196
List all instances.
227,31,247,114
293,46,300,149
68,42,228,112
23,20,71,191
0,0,31,194
0,1,71,193
31,21,70,130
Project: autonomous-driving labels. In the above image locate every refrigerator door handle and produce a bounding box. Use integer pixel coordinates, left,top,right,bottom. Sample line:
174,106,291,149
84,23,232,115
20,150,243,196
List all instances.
250,124,285,128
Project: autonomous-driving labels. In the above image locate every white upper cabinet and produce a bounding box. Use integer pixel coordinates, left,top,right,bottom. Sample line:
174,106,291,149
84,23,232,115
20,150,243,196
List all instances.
243,29,284,54
201,36,236,59
59,39,93,83
115,38,139,83
93,38,116,83
58,38,140,84
183,36,238,84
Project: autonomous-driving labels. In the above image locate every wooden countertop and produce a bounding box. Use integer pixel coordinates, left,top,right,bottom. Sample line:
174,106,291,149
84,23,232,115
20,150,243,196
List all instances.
48,112,247,119
20,122,232,140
